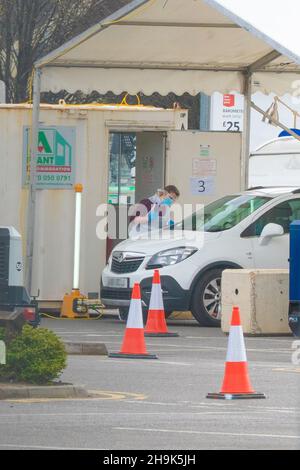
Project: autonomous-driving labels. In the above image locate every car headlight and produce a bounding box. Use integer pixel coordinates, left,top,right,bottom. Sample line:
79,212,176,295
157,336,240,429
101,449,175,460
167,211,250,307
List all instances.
146,247,198,269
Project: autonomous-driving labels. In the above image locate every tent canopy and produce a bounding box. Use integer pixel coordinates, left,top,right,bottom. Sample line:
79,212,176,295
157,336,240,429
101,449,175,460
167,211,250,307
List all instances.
36,0,300,96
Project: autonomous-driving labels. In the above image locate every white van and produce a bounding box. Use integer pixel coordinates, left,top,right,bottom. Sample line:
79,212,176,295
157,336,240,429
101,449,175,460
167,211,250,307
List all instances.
249,136,300,188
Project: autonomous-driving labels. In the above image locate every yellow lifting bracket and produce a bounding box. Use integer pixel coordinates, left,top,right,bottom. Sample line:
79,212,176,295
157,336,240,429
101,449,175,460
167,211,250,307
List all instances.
120,93,141,106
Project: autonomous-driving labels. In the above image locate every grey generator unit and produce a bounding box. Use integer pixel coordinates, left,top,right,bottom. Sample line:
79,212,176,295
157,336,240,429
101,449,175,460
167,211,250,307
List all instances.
0,226,31,307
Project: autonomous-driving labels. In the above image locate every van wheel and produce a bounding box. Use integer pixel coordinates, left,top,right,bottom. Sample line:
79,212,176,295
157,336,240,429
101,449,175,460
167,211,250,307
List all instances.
191,268,223,327
118,307,148,324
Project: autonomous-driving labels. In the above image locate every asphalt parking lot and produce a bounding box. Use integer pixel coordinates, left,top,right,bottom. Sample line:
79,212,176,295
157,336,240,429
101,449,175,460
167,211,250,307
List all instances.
0,314,299,450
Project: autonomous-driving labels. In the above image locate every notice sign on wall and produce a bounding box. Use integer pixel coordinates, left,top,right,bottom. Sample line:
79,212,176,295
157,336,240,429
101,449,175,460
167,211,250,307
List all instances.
23,126,76,189
192,158,217,177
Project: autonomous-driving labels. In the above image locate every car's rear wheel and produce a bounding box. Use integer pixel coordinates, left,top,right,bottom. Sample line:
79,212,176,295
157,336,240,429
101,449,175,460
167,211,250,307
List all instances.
191,268,223,327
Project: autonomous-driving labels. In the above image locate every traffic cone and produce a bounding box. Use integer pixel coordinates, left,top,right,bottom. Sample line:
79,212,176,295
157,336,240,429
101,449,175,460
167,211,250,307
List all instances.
109,283,158,359
145,270,179,337
207,306,266,400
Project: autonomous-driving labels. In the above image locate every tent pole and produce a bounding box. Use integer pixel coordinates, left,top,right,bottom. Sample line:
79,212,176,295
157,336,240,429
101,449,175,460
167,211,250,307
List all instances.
241,72,252,190
251,101,300,142
25,67,41,294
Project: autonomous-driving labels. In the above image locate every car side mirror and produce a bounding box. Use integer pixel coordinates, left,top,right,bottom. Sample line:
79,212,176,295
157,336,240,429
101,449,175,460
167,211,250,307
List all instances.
259,223,284,245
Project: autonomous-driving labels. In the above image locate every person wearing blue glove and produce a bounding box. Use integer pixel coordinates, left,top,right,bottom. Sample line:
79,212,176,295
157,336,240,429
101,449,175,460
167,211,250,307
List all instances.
149,193,175,228
129,185,180,237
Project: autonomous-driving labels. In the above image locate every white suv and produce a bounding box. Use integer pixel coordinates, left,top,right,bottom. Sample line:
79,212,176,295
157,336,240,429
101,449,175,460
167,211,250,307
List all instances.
101,187,300,326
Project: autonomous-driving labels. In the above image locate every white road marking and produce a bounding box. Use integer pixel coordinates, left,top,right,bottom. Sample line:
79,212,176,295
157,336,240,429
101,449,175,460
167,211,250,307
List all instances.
0,410,273,418
115,427,300,440
187,401,300,411
58,333,122,337
144,342,291,354
185,336,293,343
104,341,291,354
86,334,122,337
107,359,192,366
273,367,300,373
123,400,297,412
52,333,292,355
123,401,300,414
0,444,101,450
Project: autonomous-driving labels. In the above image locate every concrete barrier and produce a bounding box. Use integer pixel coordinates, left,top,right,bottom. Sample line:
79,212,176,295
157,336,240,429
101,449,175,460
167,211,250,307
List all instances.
221,269,291,335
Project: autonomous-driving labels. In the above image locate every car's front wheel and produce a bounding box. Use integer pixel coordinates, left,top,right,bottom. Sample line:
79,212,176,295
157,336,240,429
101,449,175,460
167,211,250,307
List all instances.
191,268,223,327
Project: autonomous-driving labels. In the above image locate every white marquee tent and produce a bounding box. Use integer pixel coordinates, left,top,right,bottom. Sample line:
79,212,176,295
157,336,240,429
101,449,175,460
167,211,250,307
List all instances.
35,0,300,96
26,0,300,289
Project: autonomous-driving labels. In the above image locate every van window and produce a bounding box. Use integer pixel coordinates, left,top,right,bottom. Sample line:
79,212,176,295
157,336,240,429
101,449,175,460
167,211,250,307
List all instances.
242,199,300,237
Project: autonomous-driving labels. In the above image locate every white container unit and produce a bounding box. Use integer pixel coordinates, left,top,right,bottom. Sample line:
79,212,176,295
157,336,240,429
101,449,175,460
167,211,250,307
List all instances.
0,103,187,302
0,103,242,303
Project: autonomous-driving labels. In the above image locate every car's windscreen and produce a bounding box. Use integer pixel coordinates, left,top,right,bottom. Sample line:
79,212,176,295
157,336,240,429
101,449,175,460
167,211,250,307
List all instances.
175,194,271,232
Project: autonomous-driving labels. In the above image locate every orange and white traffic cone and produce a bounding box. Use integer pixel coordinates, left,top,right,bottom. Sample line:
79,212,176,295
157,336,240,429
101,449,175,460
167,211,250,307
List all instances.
145,270,178,337
109,283,158,359
207,306,266,400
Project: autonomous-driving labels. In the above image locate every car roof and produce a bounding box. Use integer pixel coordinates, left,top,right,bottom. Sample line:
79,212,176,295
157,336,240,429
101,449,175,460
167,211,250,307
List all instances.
245,186,300,197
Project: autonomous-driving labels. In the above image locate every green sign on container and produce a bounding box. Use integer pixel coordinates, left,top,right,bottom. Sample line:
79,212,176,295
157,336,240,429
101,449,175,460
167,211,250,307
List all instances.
23,126,76,189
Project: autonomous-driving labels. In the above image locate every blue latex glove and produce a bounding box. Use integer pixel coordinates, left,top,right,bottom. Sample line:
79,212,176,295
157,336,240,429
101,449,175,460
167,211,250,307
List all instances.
161,197,173,207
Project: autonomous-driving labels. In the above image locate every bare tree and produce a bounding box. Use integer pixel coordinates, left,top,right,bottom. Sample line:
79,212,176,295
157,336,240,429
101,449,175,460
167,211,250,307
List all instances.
0,0,131,102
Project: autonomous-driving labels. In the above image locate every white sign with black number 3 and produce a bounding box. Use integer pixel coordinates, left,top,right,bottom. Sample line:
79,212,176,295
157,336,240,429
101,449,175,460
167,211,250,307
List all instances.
190,177,215,196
